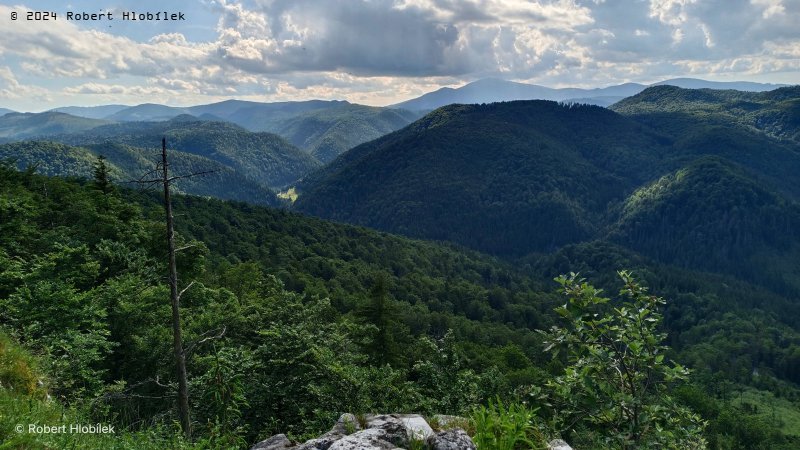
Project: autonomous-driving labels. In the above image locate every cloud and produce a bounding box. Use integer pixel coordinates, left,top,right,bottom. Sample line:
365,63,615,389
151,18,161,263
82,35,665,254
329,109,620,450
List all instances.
0,65,51,101
0,0,797,109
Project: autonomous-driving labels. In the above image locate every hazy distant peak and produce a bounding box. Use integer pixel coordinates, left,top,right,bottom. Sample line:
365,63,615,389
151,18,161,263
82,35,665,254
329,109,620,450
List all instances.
392,77,789,112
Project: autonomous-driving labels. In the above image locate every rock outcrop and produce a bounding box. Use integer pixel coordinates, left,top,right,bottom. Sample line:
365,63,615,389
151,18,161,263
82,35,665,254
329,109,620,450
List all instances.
252,433,294,450
548,439,574,450
251,413,475,450
426,429,476,450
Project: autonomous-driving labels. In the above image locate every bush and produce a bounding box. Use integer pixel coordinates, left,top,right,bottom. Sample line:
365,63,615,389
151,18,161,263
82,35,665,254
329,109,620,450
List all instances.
540,271,707,449
471,398,543,450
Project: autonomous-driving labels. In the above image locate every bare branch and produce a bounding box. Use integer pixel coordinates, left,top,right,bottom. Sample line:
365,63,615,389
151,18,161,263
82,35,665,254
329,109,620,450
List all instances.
175,243,199,253
154,375,172,389
183,326,227,356
177,280,196,302
89,376,174,407
168,169,218,182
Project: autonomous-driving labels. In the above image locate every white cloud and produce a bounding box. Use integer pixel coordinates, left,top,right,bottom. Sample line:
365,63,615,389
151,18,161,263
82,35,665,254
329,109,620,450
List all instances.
751,0,786,18
0,0,797,110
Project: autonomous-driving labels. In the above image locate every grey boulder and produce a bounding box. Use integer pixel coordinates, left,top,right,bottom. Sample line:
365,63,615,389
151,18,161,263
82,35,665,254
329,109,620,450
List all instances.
328,428,398,450
426,429,476,450
252,433,293,450
548,439,574,450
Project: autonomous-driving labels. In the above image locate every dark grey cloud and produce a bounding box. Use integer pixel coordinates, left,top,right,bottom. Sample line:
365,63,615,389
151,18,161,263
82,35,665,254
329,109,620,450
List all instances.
213,0,470,76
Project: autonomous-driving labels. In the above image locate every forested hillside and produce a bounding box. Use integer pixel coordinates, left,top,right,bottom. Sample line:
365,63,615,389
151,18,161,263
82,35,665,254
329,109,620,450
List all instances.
0,111,108,139
610,157,800,293
297,101,672,257
51,117,321,189
612,85,800,144
3,162,800,448
0,141,279,205
296,93,800,291
258,104,419,163
5,86,800,449
67,99,420,163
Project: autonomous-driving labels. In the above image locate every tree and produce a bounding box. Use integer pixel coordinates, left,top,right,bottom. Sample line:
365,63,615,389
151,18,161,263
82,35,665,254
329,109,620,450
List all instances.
541,271,706,449
131,138,214,438
160,138,192,438
356,272,410,367
92,155,113,195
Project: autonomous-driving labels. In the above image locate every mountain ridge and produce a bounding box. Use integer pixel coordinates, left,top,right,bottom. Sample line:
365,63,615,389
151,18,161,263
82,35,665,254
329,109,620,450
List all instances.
392,77,789,112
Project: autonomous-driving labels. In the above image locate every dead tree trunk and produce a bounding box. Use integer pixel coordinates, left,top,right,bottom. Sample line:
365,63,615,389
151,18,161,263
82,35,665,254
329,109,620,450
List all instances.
161,137,192,438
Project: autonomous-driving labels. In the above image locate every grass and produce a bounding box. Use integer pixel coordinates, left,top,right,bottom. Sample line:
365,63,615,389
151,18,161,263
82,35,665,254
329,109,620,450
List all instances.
470,398,545,450
0,390,196,450
0,332,202,450
426,414,473,434
731,387,800,437
343,416,356,435
0,333,46,398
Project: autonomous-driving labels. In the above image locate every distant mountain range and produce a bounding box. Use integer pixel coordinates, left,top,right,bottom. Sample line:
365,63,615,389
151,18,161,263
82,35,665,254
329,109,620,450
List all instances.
51,105,128,119
1,77,787,161
391,77,788,111
0,107,14,116
52,115,320,189
0,114,331,205
42,100,422,163
0,111,110,139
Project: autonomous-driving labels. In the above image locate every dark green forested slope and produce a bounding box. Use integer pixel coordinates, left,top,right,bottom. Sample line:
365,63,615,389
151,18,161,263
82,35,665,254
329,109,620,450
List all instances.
53,116,321,188
611,85,800,198
296,101,672,257
0,140,278,205
170,188,800,403
262,104,420,163
0,141,99,177
6,167,800,447
612,85,800,144
296,94,800,293
609,157,800,293
0,111,109,139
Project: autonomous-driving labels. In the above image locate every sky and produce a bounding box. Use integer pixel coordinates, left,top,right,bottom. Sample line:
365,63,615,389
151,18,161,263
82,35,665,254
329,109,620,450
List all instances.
0,0,799,111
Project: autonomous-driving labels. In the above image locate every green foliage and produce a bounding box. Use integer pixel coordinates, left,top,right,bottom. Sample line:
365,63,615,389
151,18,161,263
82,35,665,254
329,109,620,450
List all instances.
0,140,101,178
3,161,800,448
410,331,502,415
541,271,706,449
93,154,114,195
0,332,46,398
354,273,411,367
471,398,542,450
0,332,200,449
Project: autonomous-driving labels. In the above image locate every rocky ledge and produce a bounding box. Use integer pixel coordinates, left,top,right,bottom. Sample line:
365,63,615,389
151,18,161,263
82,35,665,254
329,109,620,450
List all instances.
251,413,476,450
